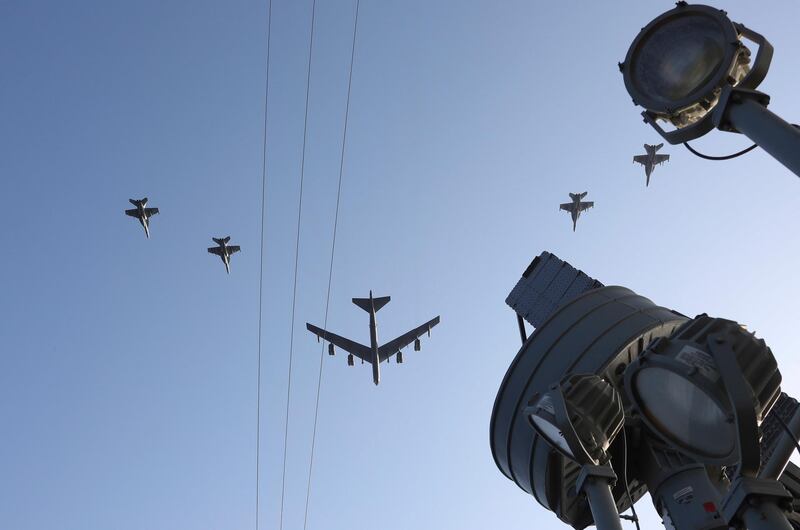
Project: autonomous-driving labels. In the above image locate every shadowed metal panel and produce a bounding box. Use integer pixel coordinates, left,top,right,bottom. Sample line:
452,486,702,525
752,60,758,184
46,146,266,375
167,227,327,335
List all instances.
506,252,604,329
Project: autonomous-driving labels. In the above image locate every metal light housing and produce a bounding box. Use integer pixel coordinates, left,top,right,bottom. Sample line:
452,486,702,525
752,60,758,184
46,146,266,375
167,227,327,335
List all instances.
621,2,773,143
526,374,624,466
625,315,782,466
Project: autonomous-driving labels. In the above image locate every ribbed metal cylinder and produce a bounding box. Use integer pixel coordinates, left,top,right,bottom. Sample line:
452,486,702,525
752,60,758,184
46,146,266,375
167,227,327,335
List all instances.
490,286,687,529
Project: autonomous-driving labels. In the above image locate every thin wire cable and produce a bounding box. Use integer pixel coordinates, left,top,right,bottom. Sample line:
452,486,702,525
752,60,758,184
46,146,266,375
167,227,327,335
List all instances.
621,428,641,530
683,141,758,160
683,123,800,160
255,1,272,529
302,2,361,528
279,0,318,528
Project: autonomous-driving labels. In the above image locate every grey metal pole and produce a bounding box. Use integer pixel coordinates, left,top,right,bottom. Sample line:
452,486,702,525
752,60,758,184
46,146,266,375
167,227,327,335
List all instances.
759,409,800,480
725,97,800,178
576,466,624,530
581,478,625,530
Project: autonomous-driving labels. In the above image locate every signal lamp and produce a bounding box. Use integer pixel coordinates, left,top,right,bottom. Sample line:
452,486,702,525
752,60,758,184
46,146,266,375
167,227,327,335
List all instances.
526,374,624,466
624,315,782,466
621,3,800,177
621,2,772,143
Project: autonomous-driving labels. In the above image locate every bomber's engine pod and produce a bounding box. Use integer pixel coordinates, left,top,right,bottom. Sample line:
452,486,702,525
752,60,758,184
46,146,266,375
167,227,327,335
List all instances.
397,351,404,364
490,285,687,529
347,354,354,366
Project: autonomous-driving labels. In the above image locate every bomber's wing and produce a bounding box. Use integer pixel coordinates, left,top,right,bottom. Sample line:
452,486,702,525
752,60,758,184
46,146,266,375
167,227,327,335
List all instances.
654,154,670,165
208,246,224,256
559,203,575,212
578,201,594,212
228,245,241,255
306,323,371,362
144,207,159,216
633,155,648,165
378,316,440,363
125,209,140,218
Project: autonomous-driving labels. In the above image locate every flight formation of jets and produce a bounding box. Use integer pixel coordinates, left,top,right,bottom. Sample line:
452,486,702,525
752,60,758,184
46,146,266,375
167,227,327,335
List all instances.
124,197,241,273
559,143,671,230
124,199,438,384
124,142,661,382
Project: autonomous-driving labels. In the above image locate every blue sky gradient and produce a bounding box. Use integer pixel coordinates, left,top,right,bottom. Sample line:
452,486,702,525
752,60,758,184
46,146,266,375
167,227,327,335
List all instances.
2,1,799,529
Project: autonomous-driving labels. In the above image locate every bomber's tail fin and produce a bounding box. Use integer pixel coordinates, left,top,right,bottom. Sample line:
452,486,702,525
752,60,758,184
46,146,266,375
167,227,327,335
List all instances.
353,295,391,313
213,237,224,245
223,236,231,243
129,198,139,206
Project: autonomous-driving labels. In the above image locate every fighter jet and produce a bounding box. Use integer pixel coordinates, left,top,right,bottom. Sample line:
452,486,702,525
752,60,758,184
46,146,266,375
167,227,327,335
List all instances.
633,143,670,186
207,237,240,274
124,197,159,238
559,192,594,231
306,291,440,386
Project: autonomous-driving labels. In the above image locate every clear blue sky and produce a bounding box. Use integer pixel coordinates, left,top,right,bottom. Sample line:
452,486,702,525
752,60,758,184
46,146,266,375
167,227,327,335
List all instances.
2,1,799,529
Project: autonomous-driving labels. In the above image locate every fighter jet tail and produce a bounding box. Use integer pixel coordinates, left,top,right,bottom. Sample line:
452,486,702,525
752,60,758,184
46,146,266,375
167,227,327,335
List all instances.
353,295,391,313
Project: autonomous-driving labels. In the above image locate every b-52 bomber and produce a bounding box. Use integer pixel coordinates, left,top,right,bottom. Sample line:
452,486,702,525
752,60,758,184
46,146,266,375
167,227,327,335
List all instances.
633,143,670,186
306,291,440,385
207,237,240,274
124,197,159,238
559,192,593,231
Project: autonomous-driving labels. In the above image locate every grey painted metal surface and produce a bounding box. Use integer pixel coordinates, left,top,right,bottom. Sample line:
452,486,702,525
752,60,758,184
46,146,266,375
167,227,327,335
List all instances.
722,90,800,178
505,252,603,330
759,394,800,480
491,285,687,529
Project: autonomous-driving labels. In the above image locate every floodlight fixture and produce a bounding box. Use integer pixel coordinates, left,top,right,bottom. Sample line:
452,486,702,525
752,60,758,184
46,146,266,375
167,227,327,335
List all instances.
624,315,782,467
492,253,800,530
526,374,624,466
491,284,687,529
620,2,800,177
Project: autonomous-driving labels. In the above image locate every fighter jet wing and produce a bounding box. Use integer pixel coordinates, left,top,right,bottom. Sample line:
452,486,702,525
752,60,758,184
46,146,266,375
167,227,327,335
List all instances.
654,154,670,165
144,207,159,216
306,323,371,362
633,155,648,165
125,209,140,217
228,245,241,254
377,316,440,363
559,203,575,212
208,246,224,256
578,201,593,211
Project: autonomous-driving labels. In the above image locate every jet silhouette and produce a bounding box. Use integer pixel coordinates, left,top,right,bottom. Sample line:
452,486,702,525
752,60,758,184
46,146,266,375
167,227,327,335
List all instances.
306,291,440,385
633,143,670,186
559,192,594,231
207,236,240,274
124,198,159,238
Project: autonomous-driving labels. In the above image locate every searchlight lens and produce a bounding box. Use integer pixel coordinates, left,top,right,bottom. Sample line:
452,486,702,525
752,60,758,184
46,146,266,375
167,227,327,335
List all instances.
633,366,735,458
531,413,575,459
630,15,728,105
